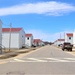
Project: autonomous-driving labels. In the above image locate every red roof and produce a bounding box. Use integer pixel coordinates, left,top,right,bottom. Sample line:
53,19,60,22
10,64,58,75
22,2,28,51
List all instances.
34,39,42,43
66,33,73,36
58,39,65,41
25,34,32,37
2,28,22,32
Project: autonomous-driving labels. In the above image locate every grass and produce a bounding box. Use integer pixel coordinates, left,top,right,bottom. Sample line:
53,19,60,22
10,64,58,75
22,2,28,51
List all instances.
0,47,40,59
0,53,18,59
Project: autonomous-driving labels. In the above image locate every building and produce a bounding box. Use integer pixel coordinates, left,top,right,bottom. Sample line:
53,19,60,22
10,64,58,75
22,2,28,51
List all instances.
43,42,50,45
73,31,75,47
25,34,33,47
33,39,43,46
0,20,2,46
2,28,25,49
65,33,73,44
54,39,65,46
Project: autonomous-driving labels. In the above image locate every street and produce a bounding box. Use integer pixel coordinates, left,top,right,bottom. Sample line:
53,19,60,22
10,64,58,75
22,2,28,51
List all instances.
0,45,75,75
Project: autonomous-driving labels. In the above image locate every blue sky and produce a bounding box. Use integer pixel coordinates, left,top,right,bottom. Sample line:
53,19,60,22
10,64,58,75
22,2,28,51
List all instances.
0,0,75,42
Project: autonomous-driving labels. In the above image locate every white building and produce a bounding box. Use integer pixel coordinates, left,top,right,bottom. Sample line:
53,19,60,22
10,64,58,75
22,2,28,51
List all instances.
65,33,73,44
54,39,65,46
0,20,2,46
33,39,43,46
73,31,75,47
25,34,33,47
2,28,25,49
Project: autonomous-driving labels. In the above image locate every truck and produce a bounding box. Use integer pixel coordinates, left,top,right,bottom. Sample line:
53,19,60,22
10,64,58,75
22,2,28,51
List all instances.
62,42,73,51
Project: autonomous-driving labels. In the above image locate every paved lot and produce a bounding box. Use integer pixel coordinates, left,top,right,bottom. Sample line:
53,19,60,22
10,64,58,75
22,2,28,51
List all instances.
0,45,75,75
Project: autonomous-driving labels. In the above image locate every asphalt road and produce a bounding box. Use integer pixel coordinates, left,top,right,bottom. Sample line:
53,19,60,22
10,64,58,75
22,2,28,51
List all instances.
0,45,75,75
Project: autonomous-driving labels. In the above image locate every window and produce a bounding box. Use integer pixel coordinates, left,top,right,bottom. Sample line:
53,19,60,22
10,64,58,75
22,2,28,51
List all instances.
27,37,29,40
69,37,71,40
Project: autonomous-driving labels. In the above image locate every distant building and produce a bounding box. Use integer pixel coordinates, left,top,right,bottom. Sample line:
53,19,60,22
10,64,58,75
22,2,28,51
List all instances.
54,39,65,46
33,39,43,46
2,28,25,49
65,33,73,44
25,34,33,47
0,20,2,46
43,42,50,45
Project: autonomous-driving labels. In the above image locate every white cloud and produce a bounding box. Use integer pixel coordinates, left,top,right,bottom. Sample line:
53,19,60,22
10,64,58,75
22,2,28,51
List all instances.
0,1,75,16
26,29,73,42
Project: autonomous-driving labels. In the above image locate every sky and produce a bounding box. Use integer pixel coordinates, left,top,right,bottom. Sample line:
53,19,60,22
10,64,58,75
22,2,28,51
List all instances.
0,0,75,42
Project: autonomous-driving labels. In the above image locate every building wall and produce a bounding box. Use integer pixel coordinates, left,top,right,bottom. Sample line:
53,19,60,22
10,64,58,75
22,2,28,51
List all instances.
73,32,75,47
38,42,43,46
19,29,25,48
57,41,64,46
34,42,43,46
54,41,64,46
65,34,73,44
0,21,2,46
25,36,33,47
2,32,19,49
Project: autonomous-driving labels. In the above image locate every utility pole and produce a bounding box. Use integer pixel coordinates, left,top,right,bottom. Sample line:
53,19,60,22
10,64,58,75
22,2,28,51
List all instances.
9,23,12,51
0,20,2,45
0,20,2,53
64,32,65,42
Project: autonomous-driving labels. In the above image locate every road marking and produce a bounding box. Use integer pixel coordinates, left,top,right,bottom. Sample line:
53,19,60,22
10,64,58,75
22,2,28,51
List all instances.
46,58,69,62
12,59,25,62
27,58,46,62
9,58,75,63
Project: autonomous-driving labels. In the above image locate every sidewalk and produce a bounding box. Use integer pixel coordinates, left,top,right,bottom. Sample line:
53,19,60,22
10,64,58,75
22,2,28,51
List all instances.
0,47,39,59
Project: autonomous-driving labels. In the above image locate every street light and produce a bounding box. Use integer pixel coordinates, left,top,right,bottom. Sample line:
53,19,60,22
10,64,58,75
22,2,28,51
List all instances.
9,23,12,51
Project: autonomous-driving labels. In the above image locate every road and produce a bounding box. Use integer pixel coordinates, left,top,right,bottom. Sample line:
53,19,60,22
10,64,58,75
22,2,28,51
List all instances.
0,45,75,75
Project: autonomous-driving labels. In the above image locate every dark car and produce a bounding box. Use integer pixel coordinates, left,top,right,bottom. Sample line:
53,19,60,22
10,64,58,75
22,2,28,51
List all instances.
62,42,73,51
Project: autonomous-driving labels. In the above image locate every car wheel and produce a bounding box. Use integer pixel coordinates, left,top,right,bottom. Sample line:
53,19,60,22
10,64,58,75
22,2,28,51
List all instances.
62,49,64,51
70,49,72,52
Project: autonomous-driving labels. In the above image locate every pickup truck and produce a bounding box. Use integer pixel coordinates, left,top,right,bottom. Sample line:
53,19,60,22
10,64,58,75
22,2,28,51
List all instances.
62,42,73,51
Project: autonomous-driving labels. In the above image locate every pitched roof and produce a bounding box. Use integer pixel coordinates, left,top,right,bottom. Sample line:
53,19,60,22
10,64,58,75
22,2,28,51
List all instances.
54,39,65,43
2,28,22,32
34,39,42,43
66,33,73,36
25,34,32,37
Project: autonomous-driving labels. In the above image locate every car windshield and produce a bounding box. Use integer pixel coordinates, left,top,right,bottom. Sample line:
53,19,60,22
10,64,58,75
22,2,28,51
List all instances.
64,43,71,45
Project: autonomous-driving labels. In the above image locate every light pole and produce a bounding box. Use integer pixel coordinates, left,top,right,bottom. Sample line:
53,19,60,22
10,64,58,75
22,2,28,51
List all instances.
9,23,12,51
60,33,61,44
0,20,2,53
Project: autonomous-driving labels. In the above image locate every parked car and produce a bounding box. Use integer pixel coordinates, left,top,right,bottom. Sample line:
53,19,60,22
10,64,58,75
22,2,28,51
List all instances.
62,42,73,51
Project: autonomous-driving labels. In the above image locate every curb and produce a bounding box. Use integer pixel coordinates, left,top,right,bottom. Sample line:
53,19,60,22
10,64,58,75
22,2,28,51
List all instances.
0,47,38,59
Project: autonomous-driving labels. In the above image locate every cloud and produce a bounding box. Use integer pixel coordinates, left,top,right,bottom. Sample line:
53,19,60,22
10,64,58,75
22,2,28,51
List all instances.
0,1,75,16
26,29,73,42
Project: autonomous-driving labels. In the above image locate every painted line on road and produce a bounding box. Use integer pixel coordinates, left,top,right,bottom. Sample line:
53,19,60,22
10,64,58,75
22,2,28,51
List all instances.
0,47,44,64
9,58,75,63
27,58,46,62
14,59,25,62
46,58,69,62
